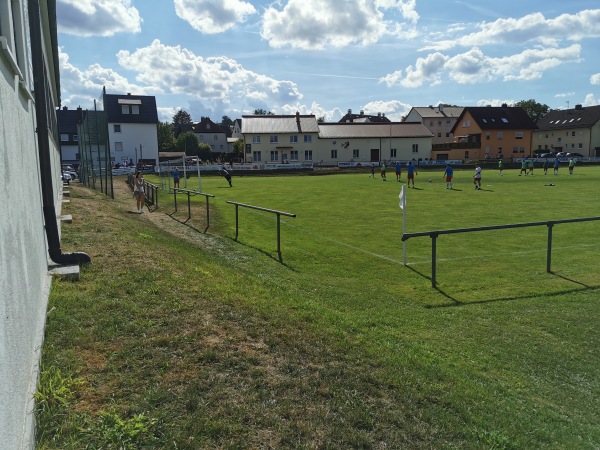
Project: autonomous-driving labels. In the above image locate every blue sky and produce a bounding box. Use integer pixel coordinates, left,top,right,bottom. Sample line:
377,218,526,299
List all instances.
56,0,600,123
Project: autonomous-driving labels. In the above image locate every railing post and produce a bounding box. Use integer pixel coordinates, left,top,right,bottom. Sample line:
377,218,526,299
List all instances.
547,222,554,273
205,196,210,230
277,213,282,261
173,189,178,213
234,204,239,241
187,191,191,222
431,232,438,287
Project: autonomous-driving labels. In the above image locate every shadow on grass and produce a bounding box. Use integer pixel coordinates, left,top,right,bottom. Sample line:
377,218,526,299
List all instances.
225,236,297,270
167,212,210,233
424,276,598,309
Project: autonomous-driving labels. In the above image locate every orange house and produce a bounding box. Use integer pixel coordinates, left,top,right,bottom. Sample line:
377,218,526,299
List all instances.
431,105,537,161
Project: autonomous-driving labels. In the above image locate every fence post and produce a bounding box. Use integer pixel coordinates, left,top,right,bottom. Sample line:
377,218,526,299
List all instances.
234,204,239,241
186,191,191,222
431,232,438,287
547,222,554,273
173,189,178,213
276,213,282,261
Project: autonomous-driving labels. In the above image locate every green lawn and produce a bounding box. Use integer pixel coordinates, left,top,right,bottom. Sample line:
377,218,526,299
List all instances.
38,164,600,449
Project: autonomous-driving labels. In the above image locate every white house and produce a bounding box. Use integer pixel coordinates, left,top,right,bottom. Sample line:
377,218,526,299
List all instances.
57,106,83,166
192,117,229,154
103,92,159,167
404,105,464,145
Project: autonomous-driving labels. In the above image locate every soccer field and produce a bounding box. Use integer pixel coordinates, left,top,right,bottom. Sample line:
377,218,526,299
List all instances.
182,164,600,300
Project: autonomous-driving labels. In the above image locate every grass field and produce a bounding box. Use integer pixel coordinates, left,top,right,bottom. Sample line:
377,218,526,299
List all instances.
37,164,600,448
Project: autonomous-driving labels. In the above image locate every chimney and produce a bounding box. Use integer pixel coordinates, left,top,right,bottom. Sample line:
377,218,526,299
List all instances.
575,104,583,110
360,110,364,116
501,103,508,108
127,93,131,96
439,104,444,113
62,106,68,110
348,108,352,115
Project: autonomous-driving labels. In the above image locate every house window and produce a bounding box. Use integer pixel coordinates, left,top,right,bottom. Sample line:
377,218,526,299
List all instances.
353,149,359,158
437,132,441,137
558,137,562,143
515,131,523,139
214,135,218,141
446,133,450,138
1,0,31,85
290,135,298,143
331,149,337,159
131,105,139,114
115,142,123,152
114,124,121,133
245,143,251,153
412,144,419,153
466,120,471,127
219,145,223,151
305,150,313,161
252,151,261,162
270,151,279,161
497,132,503,140
438,121,442,126
571,144,575,149
60,134,69,142
390,148,397,158
290,150,298,160
121,105,129,114
252,136,260,144
571,131,575,137
270,135,278,143
464,151,469,158
446,120,451,127
73,135,78,142
210,145,215,151
304,135,312,143
578,143,582,149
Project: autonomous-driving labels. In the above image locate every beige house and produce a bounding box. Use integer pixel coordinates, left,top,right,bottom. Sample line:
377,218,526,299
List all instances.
404,105,464,145
241,113,433,165
534,104,600,157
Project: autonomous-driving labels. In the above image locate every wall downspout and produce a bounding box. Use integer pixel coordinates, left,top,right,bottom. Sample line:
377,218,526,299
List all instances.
29,0,90,265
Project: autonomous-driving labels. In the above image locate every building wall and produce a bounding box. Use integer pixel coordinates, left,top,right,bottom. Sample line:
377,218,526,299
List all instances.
108,122,159,166
533,127,592,155
0,1,61,447
195,132,228,153
243,133,432,165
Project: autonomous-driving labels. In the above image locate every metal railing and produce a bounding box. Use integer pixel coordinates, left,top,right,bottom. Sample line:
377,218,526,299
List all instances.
126,174,158,209
226,201,296,261
402,216,600,287
170,188,215,231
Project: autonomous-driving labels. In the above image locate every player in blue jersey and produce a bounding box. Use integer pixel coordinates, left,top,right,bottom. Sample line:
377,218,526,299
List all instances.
443,163,453,189
407,162,417,188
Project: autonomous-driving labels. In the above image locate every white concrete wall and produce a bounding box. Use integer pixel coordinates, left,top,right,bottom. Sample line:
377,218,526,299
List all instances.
108,122,159,166
0,59,54,449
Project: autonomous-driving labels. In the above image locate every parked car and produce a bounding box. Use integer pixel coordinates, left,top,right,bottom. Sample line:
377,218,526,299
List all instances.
539,152,557,158
566,152,583,158
61,172,72,184
555,152,569,158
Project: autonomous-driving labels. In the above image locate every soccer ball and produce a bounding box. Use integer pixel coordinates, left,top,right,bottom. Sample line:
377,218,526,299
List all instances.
428,179,432,182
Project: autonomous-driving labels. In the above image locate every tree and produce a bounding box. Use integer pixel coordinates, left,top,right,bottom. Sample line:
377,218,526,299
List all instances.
175,131,199,156
232,138,244,161
220,115,234,130
198,143,212,162
514,99,550,123
172,109,192,137
253,109,274,115
157,121,175,151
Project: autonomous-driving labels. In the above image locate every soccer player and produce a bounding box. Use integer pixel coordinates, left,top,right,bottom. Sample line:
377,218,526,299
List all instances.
519,158,527,176
543,158,549,175
527,158,534,175
498,159,503,176
173,168,180,189
220,168,232,187
407,162,417,188
395,161,402,181
381,162,387,181
473,165,482,190
370,164,375,178
443,163,453,189
553,157,560,175
569,158,575,175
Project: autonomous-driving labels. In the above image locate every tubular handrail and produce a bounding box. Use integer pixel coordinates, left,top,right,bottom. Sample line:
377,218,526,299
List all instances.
226,201,296,261
171,188,215,231
402,216,600,287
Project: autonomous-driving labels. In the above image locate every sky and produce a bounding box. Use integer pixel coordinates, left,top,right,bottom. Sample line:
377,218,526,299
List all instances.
56,0,600,123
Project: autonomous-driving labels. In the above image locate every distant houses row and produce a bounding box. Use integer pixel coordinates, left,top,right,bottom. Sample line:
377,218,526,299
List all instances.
58,93,600,169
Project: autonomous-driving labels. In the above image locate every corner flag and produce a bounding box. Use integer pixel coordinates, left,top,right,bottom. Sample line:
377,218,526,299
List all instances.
399,184,406,209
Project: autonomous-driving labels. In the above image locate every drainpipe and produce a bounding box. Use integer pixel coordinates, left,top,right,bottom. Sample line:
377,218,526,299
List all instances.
29,0,90,265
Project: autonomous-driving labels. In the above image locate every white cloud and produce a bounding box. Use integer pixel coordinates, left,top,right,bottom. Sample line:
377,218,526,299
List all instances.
58,49,159,108
591,73,600,85
362,99,411,121
555,92,575,98
380,52,448,87
475,99,515,107
583,93,599,106
57,0,141,37
421,9,600,51
116,39,303,115
260,0,415,50
381,44,581,88
174,0,257,34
